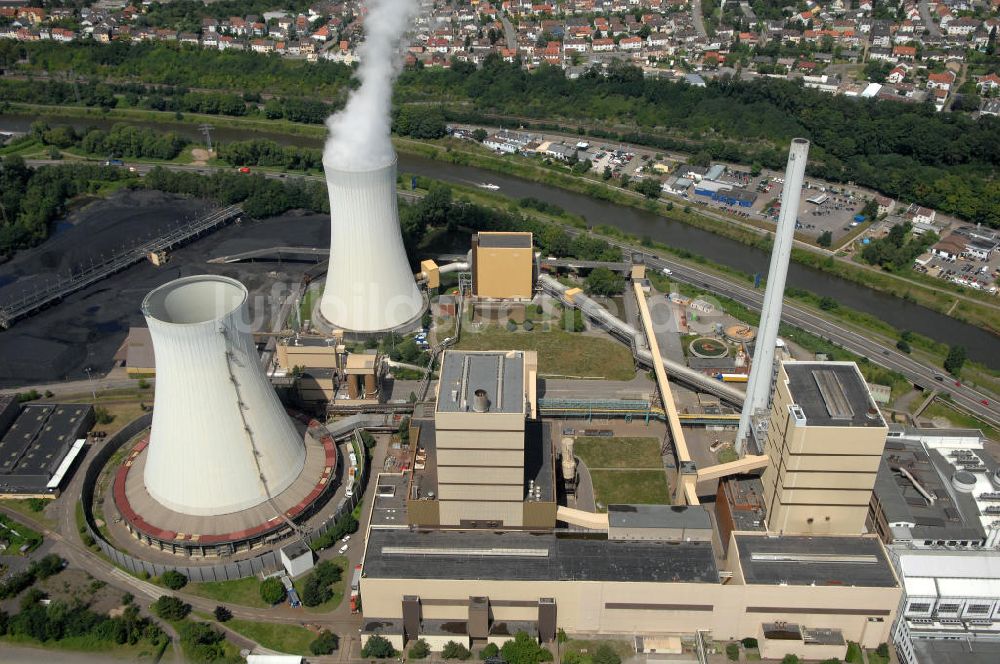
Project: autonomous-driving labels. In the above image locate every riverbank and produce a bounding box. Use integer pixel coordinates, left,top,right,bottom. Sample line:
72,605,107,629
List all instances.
7,101,998,334
392,136,1000,336
4,105,999,383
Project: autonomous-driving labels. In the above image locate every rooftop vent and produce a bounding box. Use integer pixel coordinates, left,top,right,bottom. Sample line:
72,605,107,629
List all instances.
952,471,977,494
472,389,489,413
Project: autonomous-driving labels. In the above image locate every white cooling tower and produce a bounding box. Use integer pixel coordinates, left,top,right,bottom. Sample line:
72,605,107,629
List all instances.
319,155,424,332
141,275,306,516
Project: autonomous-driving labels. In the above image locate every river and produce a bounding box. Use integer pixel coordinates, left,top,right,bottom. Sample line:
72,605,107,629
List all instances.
3,112,998,368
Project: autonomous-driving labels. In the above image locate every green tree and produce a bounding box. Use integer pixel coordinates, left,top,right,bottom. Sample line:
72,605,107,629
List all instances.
443,641,472,660
410,638,431,659
500,631,548,664
480,643,501,659
592,644,621,664
817,230,832,247
259,577,286,605
584,267,625,296
213,605,232,622
781,656,801,664
633,178,662,199
160,570,187,590
362,634,396,658
151,595,190,621
311,630,339,655
725,643,739,661
896,339,911,353
944,345,966,375
472,128,488,142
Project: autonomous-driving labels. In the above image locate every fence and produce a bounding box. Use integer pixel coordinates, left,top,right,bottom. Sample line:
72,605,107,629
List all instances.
80,413,372,582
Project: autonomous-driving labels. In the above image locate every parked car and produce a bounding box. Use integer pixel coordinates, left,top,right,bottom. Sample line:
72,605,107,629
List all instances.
239,166,251,174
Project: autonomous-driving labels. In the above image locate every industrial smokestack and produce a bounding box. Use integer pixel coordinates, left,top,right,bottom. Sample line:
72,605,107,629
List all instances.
142,275,306,516
317,0,424,333
318,158,424,331
736,138,810,454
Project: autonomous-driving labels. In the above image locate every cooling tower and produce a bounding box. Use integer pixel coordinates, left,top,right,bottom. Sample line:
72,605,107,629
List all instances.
319,155,424,332
141,275,306,516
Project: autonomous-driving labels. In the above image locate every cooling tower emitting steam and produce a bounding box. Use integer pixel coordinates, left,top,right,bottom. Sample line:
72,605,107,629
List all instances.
319,0,425,332
323,0,419,171
142,275,306,517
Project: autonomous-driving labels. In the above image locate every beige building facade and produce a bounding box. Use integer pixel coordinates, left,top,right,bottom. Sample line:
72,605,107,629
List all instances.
472,232,535,300
760,361,888,536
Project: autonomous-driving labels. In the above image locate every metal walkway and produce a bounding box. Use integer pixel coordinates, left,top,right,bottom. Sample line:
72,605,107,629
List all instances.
0,204,243,329
208,246,329,264
537,398,740,425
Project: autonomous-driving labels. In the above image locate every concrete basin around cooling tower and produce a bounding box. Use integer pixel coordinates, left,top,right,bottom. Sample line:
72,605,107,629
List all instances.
319,156,425,332
141,275,306,517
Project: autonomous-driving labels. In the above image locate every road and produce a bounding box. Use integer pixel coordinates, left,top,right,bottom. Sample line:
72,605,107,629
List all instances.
620,245,1000,428
0,427,395,661
442,127,1000,315
499,14,517,51
691,0,708,38
919,0,941,37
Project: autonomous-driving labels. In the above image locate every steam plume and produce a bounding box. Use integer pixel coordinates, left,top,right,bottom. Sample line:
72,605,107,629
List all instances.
323,0,418,171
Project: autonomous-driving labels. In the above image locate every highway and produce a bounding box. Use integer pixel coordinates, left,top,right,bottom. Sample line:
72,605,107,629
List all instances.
623,244,1000,428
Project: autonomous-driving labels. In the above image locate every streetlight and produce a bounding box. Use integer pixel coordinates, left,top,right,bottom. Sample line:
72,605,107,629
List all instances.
84,367,96,401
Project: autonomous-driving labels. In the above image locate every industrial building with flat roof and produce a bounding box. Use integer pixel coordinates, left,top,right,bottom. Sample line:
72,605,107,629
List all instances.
357,350,900,660
760,361,888,536
0,397,94,497
471,232,535,301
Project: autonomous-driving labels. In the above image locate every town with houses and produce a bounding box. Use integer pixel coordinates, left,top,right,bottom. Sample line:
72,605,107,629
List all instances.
2,0,1000,115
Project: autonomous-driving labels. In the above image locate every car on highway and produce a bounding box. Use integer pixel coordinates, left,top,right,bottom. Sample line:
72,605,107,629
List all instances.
955,381,962,387
661,268,672,276
239,166,251,174
934,374,945,381
983,399,991,406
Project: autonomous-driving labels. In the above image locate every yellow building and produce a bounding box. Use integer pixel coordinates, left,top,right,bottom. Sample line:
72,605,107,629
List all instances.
472,232,535,300
760,361,888,536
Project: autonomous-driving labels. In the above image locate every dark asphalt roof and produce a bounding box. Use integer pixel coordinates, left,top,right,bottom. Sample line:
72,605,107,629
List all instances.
784,362,885,427
477,232,533,249
735,534,897,587
364,528,719,583
608,504,712,530
873,438,986,543
0,403,93,490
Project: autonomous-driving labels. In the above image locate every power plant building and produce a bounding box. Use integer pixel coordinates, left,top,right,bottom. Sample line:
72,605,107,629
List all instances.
472,232,535,300
760,361,888,536
357,349,900,660
408,350,551,529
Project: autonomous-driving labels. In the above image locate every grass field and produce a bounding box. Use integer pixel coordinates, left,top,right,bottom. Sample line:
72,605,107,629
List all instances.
574,437,663,469
224,619,315,655
562,639,635,661
0,513,43,555
589,470,670,510
293,555,349,614
185,576,269,609
455,325,634,380
0,633,165,660
0,499,56,530
921,399,999,442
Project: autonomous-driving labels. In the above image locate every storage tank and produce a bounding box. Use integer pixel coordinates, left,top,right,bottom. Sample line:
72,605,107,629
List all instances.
561,437,576,491
141,275,306,516
319,156,424,332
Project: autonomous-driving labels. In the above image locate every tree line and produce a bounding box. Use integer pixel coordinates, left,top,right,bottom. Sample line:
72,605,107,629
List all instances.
29,121,190,160
141,165,329,219
0,156,137,255
401,56,1000,226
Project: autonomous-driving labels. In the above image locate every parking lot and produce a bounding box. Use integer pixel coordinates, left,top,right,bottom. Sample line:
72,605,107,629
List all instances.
916,252,999,294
